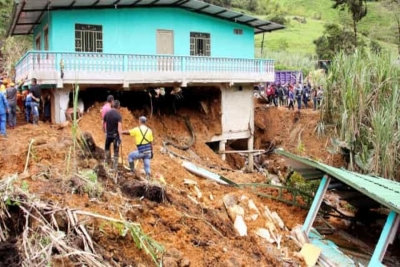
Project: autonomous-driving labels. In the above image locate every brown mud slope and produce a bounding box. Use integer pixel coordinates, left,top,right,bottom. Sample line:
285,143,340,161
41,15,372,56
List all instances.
254,105,345,168
0,105,318,266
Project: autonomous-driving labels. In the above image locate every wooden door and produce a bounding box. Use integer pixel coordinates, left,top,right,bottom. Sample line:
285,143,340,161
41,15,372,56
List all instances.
156,30,174,71
156,30,174,55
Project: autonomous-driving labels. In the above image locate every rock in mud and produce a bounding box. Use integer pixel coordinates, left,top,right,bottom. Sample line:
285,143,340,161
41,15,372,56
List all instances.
180,257,190,267
163,257,179,267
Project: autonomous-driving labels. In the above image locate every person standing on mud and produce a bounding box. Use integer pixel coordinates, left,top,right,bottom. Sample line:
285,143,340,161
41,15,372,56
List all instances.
5,81,17,129
312,87,318,111
103,100,122,171
0,91,9,137
294,83,302,110
24,89,32,123
101,95,114,128
288,89,295,110
30,78,41,125
122,116,153,180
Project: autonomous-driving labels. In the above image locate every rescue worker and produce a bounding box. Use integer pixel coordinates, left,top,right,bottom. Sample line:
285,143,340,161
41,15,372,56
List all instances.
6,81,17,129
103,100,122,171
30,78,41,125
0,91,9,137
122,116,153,180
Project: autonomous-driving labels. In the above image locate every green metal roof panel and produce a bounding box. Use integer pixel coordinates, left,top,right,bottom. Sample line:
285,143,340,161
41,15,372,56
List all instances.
276,149,400,214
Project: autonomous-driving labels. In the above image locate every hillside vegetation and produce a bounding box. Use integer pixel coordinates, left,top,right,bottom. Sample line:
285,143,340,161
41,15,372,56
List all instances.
231,0,399,57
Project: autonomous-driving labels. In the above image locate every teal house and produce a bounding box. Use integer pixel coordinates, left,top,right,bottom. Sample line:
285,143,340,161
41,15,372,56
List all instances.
8,0,283,170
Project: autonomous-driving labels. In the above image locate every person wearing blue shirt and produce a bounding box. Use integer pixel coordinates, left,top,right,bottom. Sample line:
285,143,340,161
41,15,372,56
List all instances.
288,90,295,110
0,92,9,137
25,89,32,123
30,78,41,125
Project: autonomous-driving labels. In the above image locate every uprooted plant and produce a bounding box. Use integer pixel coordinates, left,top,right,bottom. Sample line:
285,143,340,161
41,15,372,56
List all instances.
0,174,164,266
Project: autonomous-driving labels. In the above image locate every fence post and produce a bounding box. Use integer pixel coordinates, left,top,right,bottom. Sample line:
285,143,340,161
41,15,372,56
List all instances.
123,54,128,71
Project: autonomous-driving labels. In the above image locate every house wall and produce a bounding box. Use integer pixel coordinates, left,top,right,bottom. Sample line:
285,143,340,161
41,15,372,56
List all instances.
33,14,50,50
46,8,254,58
211,84,254,141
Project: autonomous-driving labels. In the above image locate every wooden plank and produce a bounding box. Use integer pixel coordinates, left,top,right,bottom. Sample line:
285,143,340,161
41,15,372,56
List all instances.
299,243,321,267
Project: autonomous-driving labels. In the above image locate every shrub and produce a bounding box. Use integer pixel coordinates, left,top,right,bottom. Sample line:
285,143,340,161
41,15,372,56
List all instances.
269,14,288,25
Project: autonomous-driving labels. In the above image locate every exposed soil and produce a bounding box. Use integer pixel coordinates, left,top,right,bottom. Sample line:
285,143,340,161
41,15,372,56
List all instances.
0,97,359,266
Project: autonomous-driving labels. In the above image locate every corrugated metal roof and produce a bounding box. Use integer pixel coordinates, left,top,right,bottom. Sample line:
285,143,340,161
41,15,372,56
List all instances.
7,0,284,36
275,149,400,214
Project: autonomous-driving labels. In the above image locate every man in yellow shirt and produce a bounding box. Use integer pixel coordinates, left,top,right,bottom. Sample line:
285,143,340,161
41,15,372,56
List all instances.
122,116,154,179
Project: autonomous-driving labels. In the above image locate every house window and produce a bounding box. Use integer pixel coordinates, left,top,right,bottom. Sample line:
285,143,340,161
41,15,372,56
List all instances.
190,32,210,56
234,29,243,35
75,24,103,52
35,35,41,50
44,27,49,50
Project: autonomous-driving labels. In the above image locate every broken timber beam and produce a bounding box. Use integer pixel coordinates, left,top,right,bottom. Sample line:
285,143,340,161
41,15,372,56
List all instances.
181,161,238,186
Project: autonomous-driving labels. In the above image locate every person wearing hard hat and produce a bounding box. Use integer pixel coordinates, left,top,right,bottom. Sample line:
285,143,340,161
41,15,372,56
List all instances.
122,116,154,180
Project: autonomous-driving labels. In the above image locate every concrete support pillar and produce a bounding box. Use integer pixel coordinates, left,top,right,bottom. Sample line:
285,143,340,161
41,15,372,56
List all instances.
302,175,331,235
219,140,227,161
53,88,70,123
247,135,254,172
247,86,255,173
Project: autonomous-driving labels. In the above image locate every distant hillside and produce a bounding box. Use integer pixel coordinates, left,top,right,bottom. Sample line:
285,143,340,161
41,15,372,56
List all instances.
244,0,399,56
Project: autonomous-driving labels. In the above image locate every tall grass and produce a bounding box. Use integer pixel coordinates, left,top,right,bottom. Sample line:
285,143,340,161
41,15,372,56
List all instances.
322,51,400,180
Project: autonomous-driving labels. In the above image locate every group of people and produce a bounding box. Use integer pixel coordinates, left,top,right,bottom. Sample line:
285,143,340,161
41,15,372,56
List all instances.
0,77,44,137
101,95,154,180
261,82,324,111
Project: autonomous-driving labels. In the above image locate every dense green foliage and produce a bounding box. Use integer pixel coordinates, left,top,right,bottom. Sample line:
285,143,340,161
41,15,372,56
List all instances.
313,23,357,59
250,0,398,59
0,0,12,36
0,0,32,74
322,52,400,180
331,0,368,45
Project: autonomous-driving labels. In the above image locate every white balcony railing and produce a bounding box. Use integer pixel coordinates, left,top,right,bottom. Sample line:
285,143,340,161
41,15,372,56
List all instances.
15,51,275,84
